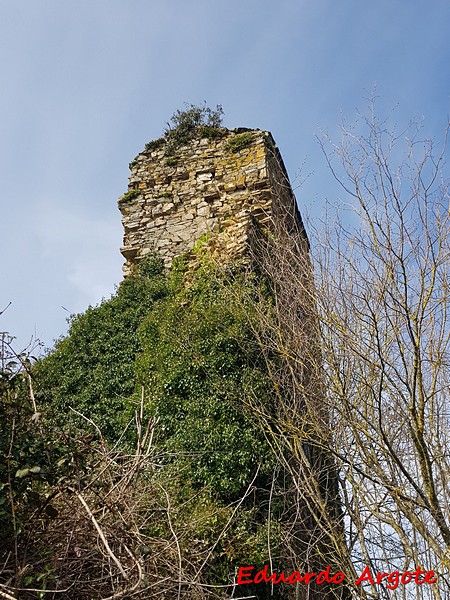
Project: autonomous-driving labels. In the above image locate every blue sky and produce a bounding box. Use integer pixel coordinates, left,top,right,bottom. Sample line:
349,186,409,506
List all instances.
1,0,449,350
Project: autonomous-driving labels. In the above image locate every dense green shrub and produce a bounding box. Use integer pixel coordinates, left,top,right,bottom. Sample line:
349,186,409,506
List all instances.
34,255,169,441
165,102,224,137
0,336,89,589
0,354,44,544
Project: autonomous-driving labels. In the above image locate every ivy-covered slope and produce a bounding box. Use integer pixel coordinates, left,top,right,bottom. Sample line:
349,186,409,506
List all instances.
36,254,276,498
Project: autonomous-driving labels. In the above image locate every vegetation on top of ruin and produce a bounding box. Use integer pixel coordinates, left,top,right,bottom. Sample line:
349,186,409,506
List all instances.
135,104,260,165
143,103,226,157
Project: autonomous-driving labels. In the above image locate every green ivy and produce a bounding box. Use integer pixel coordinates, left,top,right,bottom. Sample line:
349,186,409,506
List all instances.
34,256,169,442
137,261,275,499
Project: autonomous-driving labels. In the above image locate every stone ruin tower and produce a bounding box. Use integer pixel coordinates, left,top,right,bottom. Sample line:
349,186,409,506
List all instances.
118,127,308,274
118,127,346,596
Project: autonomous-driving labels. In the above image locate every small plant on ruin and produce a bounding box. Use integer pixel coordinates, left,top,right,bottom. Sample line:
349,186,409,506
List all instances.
118,189,141,206
145,137,165,153
164,155,179,166
163,102,225,155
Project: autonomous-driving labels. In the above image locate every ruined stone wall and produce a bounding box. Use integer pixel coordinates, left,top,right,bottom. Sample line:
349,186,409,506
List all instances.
119,128,306,275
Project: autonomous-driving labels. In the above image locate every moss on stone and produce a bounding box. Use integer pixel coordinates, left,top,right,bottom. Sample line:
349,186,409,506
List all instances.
226,132,256,153
118,190,141,206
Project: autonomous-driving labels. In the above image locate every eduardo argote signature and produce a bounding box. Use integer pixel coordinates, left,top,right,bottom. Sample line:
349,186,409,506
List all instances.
237,565,437,591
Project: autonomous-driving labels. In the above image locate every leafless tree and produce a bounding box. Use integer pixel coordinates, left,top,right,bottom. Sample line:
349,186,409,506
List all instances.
316,109,450,598
236,107,450,599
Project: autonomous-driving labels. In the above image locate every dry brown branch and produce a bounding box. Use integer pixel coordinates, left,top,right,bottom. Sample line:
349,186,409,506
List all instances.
0,586,16,600
71,488,128,579
100,545,143,600
159,484,183,600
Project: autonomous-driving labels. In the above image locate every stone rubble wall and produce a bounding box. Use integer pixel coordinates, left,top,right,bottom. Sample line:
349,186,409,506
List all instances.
119,128,305,275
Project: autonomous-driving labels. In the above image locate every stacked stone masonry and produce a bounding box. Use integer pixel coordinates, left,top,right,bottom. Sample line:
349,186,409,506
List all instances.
119,128,306,275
